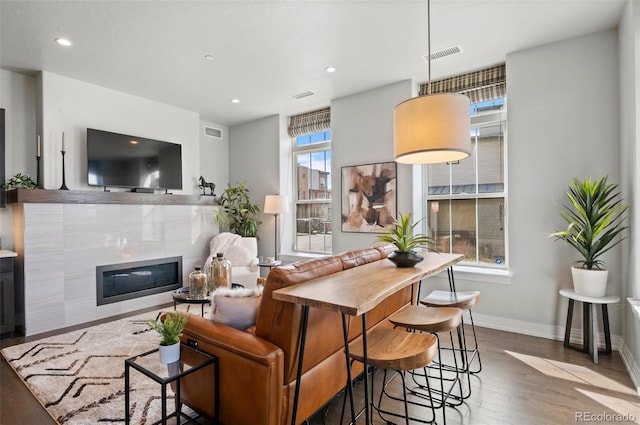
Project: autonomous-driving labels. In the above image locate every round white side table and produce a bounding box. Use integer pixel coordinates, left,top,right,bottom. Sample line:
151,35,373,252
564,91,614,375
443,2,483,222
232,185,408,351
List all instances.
559,289,620,364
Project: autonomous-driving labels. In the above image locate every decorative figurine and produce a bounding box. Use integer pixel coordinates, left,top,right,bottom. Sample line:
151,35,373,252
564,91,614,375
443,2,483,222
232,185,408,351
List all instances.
198,176,216,196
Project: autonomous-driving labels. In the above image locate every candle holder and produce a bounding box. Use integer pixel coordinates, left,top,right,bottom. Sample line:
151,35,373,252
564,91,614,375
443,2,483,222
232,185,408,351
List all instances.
59,150,69,190
36,155,42,188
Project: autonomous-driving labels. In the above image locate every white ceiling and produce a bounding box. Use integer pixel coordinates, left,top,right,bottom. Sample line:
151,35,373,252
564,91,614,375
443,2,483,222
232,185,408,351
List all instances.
1,0,627,127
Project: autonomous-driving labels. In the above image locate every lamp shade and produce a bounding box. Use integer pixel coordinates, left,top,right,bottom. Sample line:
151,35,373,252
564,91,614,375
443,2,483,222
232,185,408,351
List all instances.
394,93,471,164
264,195,290,214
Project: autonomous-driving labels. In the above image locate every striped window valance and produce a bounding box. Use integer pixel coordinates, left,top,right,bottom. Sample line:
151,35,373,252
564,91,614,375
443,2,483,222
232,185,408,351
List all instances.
419,64,506,104
287,107,331,137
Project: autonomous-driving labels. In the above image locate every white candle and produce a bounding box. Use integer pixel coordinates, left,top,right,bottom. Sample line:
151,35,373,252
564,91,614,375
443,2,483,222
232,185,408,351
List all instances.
62,132,65,151
37,135,41,157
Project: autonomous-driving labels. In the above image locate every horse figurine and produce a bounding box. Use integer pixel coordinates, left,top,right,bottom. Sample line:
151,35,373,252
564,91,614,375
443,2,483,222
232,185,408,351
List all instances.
198,176,216,196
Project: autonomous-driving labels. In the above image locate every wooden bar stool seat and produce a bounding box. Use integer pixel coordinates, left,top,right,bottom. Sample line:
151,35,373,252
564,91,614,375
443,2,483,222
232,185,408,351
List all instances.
389,305,469,414
420,281,483,375
390,305,462,333
349,327,438,371
348,327,439,425
420,290,480,309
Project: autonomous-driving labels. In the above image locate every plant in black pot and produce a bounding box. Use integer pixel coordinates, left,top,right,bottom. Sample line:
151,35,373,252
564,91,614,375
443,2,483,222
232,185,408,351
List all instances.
377,212,437,267
549,176,629,297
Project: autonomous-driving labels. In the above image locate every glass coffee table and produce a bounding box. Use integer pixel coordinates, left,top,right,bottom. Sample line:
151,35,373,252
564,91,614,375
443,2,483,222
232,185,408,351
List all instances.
124,342,218,424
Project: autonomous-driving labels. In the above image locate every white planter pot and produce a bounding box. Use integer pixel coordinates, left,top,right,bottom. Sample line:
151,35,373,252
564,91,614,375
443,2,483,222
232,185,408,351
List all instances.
158,341,180,364
571,266,608,298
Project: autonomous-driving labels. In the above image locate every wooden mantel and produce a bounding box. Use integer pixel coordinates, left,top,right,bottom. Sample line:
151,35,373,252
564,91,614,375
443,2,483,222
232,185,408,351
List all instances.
5,188,218,206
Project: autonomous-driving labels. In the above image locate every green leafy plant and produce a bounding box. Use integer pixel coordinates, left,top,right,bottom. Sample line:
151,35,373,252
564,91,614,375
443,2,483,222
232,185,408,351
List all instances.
2,173,38,190
147,311,189,346
377,212,436,252
549,176,629,270
216,181,261,237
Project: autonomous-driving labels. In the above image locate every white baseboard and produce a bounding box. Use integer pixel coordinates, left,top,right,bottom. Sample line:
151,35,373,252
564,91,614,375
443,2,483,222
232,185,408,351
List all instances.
469,312,640,393
470,311,623,350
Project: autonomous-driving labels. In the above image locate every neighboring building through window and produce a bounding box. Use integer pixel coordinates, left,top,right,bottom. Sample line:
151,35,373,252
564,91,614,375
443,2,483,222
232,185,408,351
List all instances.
421,64,507,269
425,98,507,269
294,130,332,254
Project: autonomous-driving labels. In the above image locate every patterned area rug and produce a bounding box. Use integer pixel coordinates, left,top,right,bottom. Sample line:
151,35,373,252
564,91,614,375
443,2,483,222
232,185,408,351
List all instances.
1,306,209,424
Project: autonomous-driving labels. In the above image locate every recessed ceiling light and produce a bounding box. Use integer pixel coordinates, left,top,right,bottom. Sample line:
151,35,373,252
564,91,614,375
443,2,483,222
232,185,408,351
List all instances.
204,54,214,61
55,37,72,47
231,98,240,104
325,66,336,73
130,140,139,145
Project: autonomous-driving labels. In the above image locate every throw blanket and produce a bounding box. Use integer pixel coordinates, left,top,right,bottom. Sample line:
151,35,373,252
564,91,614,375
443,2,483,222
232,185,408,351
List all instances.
209,232,241,255
204,232,252,270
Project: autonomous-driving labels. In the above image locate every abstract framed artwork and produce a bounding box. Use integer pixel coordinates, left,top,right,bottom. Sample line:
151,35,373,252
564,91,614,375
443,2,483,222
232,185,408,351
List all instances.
341,161,397,233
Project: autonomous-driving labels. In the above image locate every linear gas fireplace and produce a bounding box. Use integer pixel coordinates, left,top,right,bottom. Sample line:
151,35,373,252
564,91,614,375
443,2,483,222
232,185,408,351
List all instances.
96,256,183,306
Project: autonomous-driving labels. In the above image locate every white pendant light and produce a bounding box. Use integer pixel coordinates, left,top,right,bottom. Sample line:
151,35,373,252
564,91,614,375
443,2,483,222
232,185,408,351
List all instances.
394,0,471,164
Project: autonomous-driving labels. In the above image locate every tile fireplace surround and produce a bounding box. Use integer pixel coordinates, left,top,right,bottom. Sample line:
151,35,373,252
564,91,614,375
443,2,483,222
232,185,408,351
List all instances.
8,189,217,336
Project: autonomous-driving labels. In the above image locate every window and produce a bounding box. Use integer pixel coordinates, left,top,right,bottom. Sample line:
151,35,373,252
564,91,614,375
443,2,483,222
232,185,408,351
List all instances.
293,130,332,254
425,98,507,268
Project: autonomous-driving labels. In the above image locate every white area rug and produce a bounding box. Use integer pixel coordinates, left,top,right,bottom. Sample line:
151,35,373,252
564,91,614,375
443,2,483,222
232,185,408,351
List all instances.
1,306,210,424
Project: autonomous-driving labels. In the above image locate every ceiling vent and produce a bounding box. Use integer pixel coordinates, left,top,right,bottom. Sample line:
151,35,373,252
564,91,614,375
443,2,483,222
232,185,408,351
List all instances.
204,125,222,139
423,45,463,61
289,90,316,100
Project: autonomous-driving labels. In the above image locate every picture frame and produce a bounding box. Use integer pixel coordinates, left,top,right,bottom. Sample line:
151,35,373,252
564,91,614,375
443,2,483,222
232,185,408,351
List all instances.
341,161,397,233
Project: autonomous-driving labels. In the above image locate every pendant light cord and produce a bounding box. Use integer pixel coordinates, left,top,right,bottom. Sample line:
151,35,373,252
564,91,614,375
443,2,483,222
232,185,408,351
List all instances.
427,0,432,95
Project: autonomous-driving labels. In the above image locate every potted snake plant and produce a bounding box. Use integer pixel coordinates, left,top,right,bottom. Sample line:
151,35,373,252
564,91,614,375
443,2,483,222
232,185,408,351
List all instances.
376,212,437,267
549,176,628,297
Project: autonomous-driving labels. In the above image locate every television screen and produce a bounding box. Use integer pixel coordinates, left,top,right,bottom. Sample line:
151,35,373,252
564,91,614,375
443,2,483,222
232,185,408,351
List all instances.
87,128,182,190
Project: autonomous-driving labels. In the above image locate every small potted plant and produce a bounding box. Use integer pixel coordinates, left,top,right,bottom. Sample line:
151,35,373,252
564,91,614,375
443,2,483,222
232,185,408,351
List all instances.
377,212,437,267
215,181,261,237
147,311,189,364
2,172,39,190
549,176,629,297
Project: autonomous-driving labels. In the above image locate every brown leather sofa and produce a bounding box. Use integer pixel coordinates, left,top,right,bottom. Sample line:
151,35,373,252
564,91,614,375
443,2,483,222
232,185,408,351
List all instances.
177,243,413,425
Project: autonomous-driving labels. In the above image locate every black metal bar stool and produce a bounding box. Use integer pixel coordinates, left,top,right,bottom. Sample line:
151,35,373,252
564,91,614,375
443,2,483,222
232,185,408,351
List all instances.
347,327,439,425
388,305,467,423
420,268,483,376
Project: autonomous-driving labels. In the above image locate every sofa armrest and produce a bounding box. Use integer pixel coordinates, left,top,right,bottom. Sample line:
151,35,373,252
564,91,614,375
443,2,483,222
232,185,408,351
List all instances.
178,314,284,425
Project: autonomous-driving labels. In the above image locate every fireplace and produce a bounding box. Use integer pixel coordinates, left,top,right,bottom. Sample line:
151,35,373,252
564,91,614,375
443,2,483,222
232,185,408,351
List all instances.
96,256,183,306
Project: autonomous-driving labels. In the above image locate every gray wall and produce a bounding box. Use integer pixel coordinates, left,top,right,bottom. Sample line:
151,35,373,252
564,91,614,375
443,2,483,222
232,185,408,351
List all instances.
331,80,414,253
619,0,640,390
229,114,280,258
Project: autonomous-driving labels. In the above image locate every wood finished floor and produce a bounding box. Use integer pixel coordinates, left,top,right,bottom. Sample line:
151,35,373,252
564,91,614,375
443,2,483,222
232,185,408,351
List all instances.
1,309,638,425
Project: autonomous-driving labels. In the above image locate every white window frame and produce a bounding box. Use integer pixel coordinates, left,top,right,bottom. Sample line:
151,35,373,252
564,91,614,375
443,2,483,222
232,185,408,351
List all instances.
292,134,332,254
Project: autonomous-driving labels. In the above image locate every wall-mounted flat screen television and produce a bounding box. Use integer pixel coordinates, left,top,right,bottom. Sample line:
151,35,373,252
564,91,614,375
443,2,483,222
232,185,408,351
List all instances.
87,128,182,190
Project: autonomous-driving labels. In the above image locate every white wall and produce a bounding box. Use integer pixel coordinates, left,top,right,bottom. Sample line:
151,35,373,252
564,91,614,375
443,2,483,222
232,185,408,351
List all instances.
199,119,229,195
228,115,280,258
331,80,414,254
619,0,640,391
0,70,37,250
39,71,201,194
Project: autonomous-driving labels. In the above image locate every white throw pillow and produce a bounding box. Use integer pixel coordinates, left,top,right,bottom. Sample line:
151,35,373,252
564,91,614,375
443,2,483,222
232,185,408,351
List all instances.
211,285,264,330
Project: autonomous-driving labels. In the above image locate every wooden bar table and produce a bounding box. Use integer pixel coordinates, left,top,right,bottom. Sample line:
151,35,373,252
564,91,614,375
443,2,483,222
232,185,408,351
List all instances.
272,252,463,425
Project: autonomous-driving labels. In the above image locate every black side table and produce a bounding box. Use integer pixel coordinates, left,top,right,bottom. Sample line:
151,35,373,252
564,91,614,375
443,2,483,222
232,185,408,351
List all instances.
125,343,218,425
172,287,211,317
